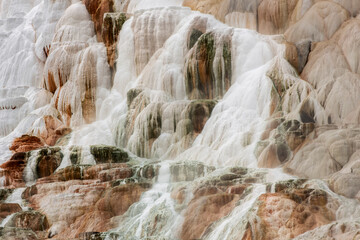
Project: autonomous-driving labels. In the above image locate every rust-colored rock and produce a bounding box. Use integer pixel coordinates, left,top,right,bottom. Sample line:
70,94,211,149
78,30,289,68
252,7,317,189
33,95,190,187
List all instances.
72,211,113,238
5,210,49,232
84,163,132,181
24,177,150,239
0,203,22,220
54,165,86,181
83,0,126,68
40,115,70,146
9,135,44,153
96,183,150,216
185,31,232,100
252,188,335,239
181,191,240,239
102,12,127,67
0,152,27,187
22,185,38,200
83,0,114,41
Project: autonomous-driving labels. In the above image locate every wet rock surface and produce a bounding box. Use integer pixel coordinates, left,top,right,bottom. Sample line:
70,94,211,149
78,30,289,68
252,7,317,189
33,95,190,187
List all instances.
90,145,130,164
4,211,49,232
185,31,232,100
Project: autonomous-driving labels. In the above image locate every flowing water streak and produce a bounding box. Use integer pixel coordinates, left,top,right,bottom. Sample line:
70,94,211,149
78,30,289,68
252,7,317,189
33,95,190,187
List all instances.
23,149,40,185
106,162,182,239
0,188,27,226
203,184,266,240
177,29,282,167
4,187,27,210
0,212,15,227
0,0,73,163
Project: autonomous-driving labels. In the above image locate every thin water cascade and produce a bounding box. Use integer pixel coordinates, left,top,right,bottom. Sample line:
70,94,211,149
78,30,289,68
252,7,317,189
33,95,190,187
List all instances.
4,187,27,210
105,162,182,239
23,149,40,185
203,184,267,240
0,213,15,227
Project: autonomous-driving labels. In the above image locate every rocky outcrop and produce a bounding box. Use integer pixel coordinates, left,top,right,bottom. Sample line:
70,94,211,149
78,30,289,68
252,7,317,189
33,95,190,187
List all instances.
44,2,111,126
0,203,22,220
35,147,63,179
185,31,232,99
185,100,217,134
9,135,44,153
124,85,217,158
178,167,257,239
0,189,13,202
0,152,27,187
102,12,128,67
83,0,115,42
244,181,336,239
0,228,38,240
181,191,240,239
82,0,128,67
257,120,314,168
84,163,132,181
90,145,130,164
15,158,150,239
39,115,71,146
5,211,49,232
24,178,150,239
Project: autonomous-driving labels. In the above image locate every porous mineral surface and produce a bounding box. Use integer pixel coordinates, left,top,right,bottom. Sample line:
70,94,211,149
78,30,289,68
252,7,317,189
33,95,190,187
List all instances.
0,0,360,239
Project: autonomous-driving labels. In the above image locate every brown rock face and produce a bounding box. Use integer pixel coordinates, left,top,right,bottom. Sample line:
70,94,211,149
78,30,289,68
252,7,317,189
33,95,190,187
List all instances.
179,168,250,240
35,147,63,179
83,0,127,68
102,12,127,67
83,0,114,41
5,211,50,232
40,115,70,146
0,188,13,202
84,163,132,181
9,135,44,153
0,203,22,220
17,159,150,239
181,192,240,239
185,31,232,100
72,211,114,238
186,100,217,133
96,183,150,216
0,152,27,187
